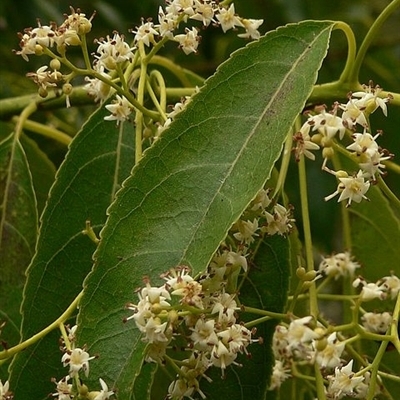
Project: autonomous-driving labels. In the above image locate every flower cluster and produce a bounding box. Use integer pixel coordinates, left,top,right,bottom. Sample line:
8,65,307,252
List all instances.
293,83,393,207
16,3,263,126
353,273,400,302
125,265,258,399
51,325,114,400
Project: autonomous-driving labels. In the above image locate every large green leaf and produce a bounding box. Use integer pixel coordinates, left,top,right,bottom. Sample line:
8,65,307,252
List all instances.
9,106,135,398
20,134,56,217
0,133,37,286
77,21,334,398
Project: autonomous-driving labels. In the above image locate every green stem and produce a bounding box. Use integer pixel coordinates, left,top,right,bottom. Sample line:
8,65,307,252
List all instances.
298,155,318,318
377,174,400,215
351,0,400,84
11,116,72,145
333,22,358,85
366,339,390,400
242,306,287,320
135,41,149,163
273,127,293,199
314,364,327,400
79,33,92,71
0,291,83,361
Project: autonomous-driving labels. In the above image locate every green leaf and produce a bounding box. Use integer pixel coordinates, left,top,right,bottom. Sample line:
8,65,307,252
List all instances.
201,235,290,400
20,134,56,217
9,106,135,398
0,133,38,286
77,20,334,398
349,184,400,281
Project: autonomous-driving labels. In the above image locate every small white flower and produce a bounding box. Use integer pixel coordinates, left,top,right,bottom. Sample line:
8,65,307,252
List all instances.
314,332,345,369
61,347,96,377
318,252,360,279
0,380,11,399
174,27,200,55
211,292,238,325
93,378,114,400
353,277,387,301
217,324,252,354
237,18,263,40
362,312,392,334
293,131,320,161
287,316,319,349
272,325,290,359
352,83,390,117
346,130,380,156
51,375,72,400
233,218,259,244
262,204,294,236
104,95,133,125
85,66,112,103
139,316,169,343
268,360,291,390
157,6,178,38
190,0,215,26
210,341,238,374
167,378,195,399
133,20,159,47
190,318,218,350
340,98,368,130
310,109,346,140
216,4,244,33
327,360,364,399
324,170,370,207
380,274,400,300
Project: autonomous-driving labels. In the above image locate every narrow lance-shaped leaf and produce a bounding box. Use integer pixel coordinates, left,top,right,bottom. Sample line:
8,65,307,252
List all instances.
9,106,135,398
77,20,335,398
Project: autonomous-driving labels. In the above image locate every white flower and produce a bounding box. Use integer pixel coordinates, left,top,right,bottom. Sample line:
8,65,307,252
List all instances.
346,130,379,156
166,0,196,18
238,18,263,40
250,188,272,211
216,4,244,33
210,341,238,375
287,316,319,349
61,347,96,377
190,0,215,26
104,95,133,125
352,83,389,117
272,325,290,359
0,380,11,399
293,131,320,161
93,378,114,400
310,109,346,140
167,379,195,399
340,98,368,130
211,292,238,325
380,274,400,300
51,376,72,400
174,27,200,55
324,170,370,207
190,318,218,350
327,360,364,399
318,252,360,279
139,316,170,343
133,20,159,47
268,360,291,390
95,33,135,70
314,332,345,369
353,277,387,301
233,218,259,244
217,324,252,354
157,6,178,38
31,23,56,48
262,204,294,236
362,312,392,334
84,66,112,103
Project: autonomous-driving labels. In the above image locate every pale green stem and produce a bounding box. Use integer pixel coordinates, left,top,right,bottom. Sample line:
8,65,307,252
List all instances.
146,79,168,122
377,174,400,215
135,41,149,163
149,70,168,113
384,159,400,175
390,292,400,353
333,22,358,85
149,55,204,87
0,291,83,361
11,116,72,145
79,33,92,71
242,306,287,320
351,0,400,84
15,102,37,138
273,127,293,199
298,155,318,318
314,364,327,400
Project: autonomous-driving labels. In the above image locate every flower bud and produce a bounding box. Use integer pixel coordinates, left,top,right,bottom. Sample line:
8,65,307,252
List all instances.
50,58,61,71
296,266,306,279
322,147,334,160
303,270,317,282
34,44,44,56
38,87,48,98
62,83,73,95
314,337,328,352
